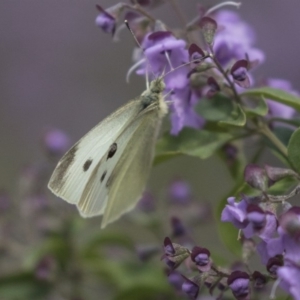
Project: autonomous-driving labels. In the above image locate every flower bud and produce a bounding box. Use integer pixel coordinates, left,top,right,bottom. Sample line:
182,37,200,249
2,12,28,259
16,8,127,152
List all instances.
252,271,267,289
227,271,250,300
206,77,221,97
199,16,217,45
244,164,268,191
266,255,283,275
231,60,250,88
95,4,119,35
181,275,199,299
191,246,211,272
162,237,190,269
265,165,299,183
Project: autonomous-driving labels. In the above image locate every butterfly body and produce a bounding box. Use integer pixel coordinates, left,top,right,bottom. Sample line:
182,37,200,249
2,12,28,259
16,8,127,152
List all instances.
48,78,167,228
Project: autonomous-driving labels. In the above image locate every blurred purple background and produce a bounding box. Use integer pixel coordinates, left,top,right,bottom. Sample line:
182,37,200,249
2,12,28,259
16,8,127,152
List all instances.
1,0,300,191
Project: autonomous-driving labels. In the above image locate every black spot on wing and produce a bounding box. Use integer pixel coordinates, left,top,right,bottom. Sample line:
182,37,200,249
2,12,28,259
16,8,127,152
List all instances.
100,170,107,182
107,143,117,160
50,145,78,190
83,159,93,171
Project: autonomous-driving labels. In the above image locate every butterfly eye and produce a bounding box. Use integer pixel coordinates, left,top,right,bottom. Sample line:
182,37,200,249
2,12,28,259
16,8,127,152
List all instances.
107,143,118,160
83,159,93,171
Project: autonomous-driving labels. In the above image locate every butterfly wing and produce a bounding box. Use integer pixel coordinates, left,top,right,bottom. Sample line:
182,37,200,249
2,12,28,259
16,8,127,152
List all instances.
100,108,163,228
48,100,141,211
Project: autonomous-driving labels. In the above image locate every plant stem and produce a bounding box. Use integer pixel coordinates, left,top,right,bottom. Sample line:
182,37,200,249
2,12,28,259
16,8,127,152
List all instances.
258,123,288,159
208,47,241,103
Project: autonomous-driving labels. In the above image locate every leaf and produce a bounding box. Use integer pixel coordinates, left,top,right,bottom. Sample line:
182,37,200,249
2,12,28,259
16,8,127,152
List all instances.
244,96,268,117
242,87,300,111
0,272,51,300
269,117,300,127
288,127,300,173
268,177,297,195
196,94,234,121
219,104,246,127
154,128,233,164
215,182,250,256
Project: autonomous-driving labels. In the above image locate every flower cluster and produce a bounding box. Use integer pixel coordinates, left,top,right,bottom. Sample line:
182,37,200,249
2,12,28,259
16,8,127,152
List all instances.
95,1,298,136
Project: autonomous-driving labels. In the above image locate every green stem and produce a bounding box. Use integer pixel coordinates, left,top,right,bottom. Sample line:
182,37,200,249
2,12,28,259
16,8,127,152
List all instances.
258,123,288,158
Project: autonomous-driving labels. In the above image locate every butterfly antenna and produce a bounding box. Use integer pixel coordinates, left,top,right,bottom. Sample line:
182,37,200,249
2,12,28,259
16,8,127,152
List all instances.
124,20,142,49
124,20,155,89
162,55,210,79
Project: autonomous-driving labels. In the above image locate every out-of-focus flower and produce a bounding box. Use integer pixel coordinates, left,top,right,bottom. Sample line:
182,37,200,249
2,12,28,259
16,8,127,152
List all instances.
278,261,300,300
266,255,283,275
167,270,184,291
221,197,248,229
170,216,186,237
213,10,265,67
95,5,117,35
227,271,250,300
252,271,267,289
266,78,298,119
170,87,204,135
191,246,211,272
169,179,192,204
137,191,155,212
35,255,57,282
181,275,199,299
42,128,70,157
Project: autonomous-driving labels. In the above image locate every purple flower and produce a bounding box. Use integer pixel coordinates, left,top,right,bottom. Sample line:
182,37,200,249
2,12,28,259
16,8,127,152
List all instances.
135,31,205,134
191,246,211,272
227,271,250,300
230,59,251,88
167,271,184,291
243,206,277,240
137,31,189,89
266,78,298,119
170,87,204,135
170,216,186,237
137,191,155,212
214,10,265,66
266,255,283,275
252,271,267,289
43,128,70,157
221,197,249,229
181,276,199,299
168,178,191,204
278,261,300,300
95,5,116,35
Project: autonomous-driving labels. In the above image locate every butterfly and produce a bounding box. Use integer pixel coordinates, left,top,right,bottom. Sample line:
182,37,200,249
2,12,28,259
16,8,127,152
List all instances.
48,77,168,228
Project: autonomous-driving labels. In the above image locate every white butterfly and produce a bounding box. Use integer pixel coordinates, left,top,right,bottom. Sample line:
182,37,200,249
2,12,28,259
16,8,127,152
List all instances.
48,78,168,228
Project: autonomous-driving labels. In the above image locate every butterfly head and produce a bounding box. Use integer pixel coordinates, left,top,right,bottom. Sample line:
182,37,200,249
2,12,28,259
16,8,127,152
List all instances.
149,77,165,94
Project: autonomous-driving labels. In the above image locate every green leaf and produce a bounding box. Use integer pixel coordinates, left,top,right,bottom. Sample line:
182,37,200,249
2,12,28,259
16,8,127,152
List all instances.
215,182,250,256
244,96,268,117
242,87,300,111
196,94,234,121
0,272,51,300
268,177,297,195
219,104,246,127
154,128,233,164
288,127,300,173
